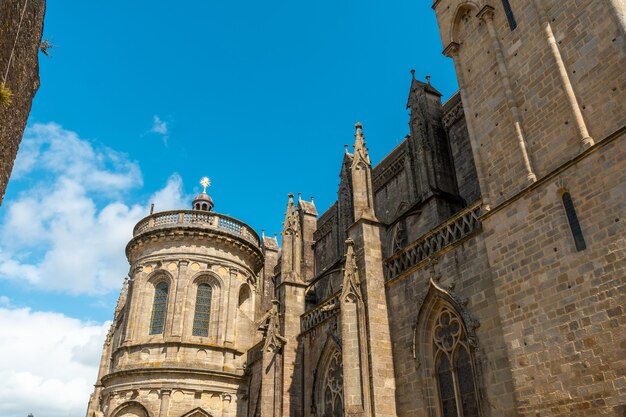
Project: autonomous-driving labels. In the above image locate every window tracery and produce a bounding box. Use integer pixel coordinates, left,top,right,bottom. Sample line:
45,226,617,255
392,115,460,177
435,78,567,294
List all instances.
149,281,168,335
322,350,344,417
433,307,480,417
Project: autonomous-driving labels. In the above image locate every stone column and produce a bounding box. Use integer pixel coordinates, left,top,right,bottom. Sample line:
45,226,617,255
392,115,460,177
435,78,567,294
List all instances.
170,260,188,338
158,390,171,417
125,267,145,342
478,6,536,184
224,267,237,347
220,393,232,417
529,0,594,150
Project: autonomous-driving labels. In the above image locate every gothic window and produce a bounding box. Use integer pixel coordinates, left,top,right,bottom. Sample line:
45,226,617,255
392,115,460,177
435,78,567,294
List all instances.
562,192,586,251
322,350,344,417
501,0,517,30
192,283,213,337
433,307,480,417
149,281,169,335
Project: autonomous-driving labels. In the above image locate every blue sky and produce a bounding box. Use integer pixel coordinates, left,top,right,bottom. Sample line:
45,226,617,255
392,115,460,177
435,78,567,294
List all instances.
0,1,457,415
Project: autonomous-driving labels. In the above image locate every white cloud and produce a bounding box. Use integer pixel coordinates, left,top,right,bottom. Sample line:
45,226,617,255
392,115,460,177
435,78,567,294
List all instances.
149,115,168,144
12,122,142,193
0,306,110,417
151,115,168,135
0,122,189,294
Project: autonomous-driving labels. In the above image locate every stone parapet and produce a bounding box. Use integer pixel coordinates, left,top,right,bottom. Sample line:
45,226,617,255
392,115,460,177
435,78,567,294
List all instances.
385,200,482,281
133,210,260,246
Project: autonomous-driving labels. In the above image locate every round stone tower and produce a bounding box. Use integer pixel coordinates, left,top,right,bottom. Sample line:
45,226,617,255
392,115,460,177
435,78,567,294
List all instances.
87,179,263,417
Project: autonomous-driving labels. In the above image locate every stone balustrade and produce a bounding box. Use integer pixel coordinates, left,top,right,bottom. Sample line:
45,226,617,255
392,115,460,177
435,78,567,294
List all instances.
133,210,260,246
384,201,482,281
301,292,340,333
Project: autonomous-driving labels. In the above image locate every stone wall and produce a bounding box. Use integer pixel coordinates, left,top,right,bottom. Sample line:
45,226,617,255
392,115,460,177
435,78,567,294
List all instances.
386,229,517,417
483,135,625,416
0,0,46,205
433,0,625,207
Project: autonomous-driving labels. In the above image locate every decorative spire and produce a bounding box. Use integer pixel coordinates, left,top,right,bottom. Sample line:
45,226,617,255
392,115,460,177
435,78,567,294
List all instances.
284,192,297,230
411,69,416,79
353,122,370,165
260,300,286,352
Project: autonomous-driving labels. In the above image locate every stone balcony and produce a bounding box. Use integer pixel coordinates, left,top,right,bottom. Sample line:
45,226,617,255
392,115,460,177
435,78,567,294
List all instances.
132,210,260,247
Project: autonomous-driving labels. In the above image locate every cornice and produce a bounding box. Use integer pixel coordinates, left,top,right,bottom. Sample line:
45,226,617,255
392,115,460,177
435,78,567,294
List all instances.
125,226,264,272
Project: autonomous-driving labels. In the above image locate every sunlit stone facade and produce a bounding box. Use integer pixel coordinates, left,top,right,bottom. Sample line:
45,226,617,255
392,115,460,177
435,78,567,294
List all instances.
88,1,625,416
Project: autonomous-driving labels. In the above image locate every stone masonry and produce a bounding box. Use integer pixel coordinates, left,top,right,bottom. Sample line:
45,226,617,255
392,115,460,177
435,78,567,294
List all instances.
89,1,624,416
0,0,46,205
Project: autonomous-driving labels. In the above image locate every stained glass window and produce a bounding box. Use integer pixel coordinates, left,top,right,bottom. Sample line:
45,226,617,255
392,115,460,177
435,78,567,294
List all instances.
192,284,213,337
562,192,586,251
433,307,481,417
149,281,168,335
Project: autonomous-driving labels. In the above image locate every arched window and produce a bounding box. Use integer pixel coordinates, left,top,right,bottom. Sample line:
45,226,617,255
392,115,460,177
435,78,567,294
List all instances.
433,307,480,417
149,281,169,335
192,283,213,337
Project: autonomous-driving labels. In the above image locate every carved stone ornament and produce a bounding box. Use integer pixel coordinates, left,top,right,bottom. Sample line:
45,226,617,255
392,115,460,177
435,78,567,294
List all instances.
283,193,300,235
340,238,362,303
260,300,286,353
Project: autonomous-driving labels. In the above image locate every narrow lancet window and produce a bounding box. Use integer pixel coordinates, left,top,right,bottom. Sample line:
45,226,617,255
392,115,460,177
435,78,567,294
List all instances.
149,281,169,335
192,283,213,337
562,192,586,251
501,0,517,30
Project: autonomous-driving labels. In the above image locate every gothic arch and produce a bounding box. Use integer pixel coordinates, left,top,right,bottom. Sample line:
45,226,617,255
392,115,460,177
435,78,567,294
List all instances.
449,1,482,46
413,279,483,417
179,407,213,417
312,331,343,417
110,401,150,417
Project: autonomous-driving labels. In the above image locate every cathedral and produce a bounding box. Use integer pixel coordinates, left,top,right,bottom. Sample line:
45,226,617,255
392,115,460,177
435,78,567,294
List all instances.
87,1,625,417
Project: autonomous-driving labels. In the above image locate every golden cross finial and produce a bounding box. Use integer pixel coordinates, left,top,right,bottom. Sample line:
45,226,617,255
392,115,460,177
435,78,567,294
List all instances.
200,177,211,193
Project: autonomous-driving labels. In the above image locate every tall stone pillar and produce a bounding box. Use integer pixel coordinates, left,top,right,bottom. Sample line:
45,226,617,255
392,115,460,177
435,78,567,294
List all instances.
259,300,285,417
170,260,188,338
340,239,368,417
347,123,397,417
276,193,307,416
